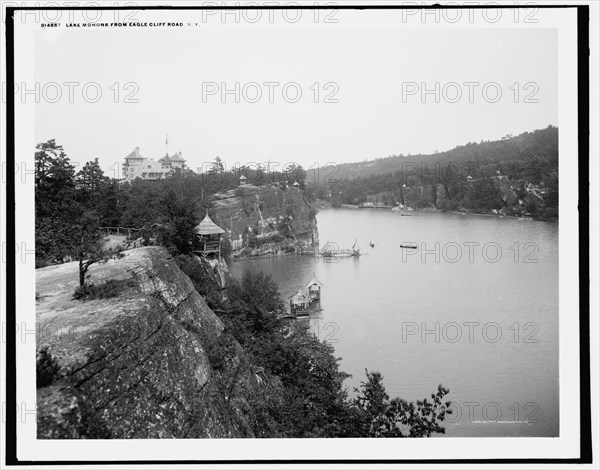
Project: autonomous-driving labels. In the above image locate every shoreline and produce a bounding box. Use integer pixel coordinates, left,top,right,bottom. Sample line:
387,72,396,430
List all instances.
230,247,320,263
326,205,554,222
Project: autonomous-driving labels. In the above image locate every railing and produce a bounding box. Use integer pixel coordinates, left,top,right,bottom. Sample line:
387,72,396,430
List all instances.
201,241,220,251
100,226,140,237
195,240,221,257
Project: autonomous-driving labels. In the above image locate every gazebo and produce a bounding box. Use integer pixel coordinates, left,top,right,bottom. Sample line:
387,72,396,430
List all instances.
194,214,225,258
289,289,310,316
306,277,323,302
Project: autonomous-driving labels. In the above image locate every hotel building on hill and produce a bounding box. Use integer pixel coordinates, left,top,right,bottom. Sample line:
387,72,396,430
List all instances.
122,146,187,181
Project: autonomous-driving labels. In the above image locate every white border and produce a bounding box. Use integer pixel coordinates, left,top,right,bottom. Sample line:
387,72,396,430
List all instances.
2,1,595,465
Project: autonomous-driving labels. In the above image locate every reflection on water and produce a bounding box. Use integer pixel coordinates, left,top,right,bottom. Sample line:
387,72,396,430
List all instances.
229,208,559,437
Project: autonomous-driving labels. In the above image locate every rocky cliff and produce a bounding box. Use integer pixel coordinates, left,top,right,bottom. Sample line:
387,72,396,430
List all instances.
36,247,260,438
365,185,440,208
364,177,526,215
210,184,319,258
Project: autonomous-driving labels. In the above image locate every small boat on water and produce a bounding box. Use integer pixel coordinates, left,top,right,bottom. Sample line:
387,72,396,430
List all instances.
393,204,414,216
399,243,418,249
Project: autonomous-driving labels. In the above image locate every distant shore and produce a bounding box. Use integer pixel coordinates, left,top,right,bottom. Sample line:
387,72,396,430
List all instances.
323,204,552,222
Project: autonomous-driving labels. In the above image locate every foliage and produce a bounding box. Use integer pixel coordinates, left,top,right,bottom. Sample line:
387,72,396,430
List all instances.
35,137,323,267
73,278,136,301
156,189,198,255
36,347,60,388
316,126,558,219
35,140,79,264
220,237,233,259
74,211,123,287
270,233,285,243
174,254,223,309
209,156,225,174
246,233,287,249
76,158,110,205
351,370,452,437
34,142,126,285
230,271,285,316
185,264,453,439
34,140,211,266
283,163,307,189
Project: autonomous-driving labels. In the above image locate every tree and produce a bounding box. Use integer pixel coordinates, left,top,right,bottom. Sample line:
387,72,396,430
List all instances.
284,163,307,188
352,370,452,437
75,211,118,287
209,156,225,174
96,179,128,227
156,189,198,255
544,172,558,209
35,140,79,264
231,271,285,316
76,158,109,203
35,139,76,196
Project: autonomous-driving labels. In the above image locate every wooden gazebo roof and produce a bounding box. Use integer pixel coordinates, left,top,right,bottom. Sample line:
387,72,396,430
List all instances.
306,277,323,289
289,289,309,304
194,215,225,235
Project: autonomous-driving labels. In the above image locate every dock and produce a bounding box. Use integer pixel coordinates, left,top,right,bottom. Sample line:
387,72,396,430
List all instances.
288,276,323,318
320,248,361,258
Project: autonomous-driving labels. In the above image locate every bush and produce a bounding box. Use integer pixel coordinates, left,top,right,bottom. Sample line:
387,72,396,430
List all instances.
36,259,52,269
437,199,460,211
220,237,233,259
247,233,258,248
37,348,60,388
543,207,558,220
73,278,135,301
174,254,222,309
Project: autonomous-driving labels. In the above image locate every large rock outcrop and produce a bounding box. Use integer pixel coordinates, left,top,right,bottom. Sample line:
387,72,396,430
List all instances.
36,247,258,439
210,184,319,257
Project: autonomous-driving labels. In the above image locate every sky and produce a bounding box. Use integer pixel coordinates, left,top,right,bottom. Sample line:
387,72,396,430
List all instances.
34,10,558,176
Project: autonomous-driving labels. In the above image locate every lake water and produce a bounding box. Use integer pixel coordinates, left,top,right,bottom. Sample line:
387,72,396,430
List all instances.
229,208,559,437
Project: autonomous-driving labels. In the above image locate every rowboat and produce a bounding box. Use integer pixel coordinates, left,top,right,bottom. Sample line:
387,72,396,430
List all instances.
399,243,418,249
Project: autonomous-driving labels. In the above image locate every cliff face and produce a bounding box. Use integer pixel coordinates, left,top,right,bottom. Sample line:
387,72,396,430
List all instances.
363,177,525,214
210,184,319,257
36,247,259,439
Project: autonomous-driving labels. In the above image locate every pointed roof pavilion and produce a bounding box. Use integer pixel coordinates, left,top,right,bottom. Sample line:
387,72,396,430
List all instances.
289,289,309,304
194,214,225,236
306,277,323,289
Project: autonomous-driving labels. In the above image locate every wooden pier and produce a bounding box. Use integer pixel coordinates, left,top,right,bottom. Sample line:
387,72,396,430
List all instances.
322,248,360,257
320,247,361,258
